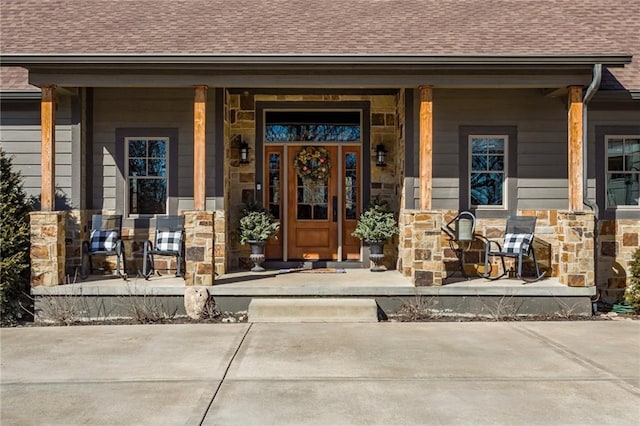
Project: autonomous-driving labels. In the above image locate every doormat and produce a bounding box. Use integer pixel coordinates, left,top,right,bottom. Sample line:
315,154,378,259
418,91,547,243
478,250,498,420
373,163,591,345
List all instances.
301,268,346,274
279,268,346,274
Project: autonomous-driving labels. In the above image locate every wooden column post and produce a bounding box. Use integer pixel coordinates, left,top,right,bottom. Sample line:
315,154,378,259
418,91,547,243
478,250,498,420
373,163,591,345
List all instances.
419,85,433,210
568,86,584,211
193,85,207,210
41,85,56,212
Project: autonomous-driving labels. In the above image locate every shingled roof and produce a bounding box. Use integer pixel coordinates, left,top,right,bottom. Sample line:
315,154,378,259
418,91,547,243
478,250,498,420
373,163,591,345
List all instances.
1,0,639,89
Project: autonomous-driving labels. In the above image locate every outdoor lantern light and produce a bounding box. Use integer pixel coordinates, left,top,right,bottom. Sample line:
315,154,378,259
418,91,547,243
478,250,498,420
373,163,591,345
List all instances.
239,140,250,164
375,144,387,167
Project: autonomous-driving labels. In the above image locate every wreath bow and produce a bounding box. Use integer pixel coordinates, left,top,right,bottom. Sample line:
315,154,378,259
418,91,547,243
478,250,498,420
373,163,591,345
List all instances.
294,146,331,184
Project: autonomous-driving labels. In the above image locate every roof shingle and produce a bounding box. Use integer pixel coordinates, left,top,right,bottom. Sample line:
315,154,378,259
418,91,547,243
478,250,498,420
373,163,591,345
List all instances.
1,0,638,88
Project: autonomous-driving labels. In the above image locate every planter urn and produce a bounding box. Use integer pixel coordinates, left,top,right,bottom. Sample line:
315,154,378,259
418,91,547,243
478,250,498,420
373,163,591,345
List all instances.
248,240,267,272
367,240,386,272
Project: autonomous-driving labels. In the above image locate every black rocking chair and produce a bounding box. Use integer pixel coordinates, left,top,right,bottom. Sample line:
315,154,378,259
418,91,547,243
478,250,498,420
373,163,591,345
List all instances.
142,215,185,279
482,215,546,283
81,214,127,279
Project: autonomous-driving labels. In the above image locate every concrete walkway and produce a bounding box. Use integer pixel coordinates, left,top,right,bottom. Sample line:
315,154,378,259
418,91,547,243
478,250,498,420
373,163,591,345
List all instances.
1,321,639,425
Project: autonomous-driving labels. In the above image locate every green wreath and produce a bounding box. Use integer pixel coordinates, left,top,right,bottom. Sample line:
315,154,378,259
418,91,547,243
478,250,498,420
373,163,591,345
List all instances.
294,146,331,183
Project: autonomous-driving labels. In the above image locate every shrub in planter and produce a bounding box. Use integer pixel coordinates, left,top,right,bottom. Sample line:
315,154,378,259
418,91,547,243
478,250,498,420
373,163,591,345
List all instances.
623,247,640,312
238,204,280,272
352,203,399,243
0,148,33,325
352,203,399,272
239,210,280,244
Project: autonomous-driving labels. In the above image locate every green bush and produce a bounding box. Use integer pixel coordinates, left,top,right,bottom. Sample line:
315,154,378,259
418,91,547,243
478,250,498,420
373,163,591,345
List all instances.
0,148,33,325
352,203,399,242
239,210,280,244
623,247,640,312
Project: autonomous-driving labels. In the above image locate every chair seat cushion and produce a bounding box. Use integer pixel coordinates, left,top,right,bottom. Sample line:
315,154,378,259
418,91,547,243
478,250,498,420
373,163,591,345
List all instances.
90,230,118,252
503,233,533,255
155,231,182,252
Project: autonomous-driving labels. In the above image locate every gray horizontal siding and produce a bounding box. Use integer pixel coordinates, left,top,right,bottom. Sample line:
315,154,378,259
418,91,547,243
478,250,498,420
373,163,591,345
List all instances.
0,98,75,208
92,88,216,213
423,88,569,211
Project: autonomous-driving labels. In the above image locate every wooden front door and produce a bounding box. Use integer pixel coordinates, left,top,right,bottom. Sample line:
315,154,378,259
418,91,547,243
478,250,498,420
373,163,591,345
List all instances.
287,146,338,260
264,144,362,261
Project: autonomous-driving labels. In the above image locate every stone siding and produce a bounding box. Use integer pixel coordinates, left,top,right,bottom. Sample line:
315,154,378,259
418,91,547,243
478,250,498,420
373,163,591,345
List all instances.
400,209,596,287
557,211,595,287
398,210,445,285
62,210,205,279
183,211,215,286
30,211,66,286
598,218,640,301
64,209,88,278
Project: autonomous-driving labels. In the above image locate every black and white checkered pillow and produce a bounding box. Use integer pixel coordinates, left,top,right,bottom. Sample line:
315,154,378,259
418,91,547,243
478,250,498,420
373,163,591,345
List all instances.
156,231,182,252
503,233,533,255
90,230,118,252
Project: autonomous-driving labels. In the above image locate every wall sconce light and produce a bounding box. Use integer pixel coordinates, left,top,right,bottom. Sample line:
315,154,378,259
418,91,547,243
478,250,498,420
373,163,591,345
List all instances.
375,144,387,167
239,140,250,164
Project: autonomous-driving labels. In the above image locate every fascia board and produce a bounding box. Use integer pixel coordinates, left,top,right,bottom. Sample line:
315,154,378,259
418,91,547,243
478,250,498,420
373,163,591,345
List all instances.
0,53,633,67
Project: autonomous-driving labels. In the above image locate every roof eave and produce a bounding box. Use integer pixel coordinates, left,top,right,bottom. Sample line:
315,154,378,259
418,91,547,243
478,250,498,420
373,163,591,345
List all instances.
0,90,41,100
0,53,633,67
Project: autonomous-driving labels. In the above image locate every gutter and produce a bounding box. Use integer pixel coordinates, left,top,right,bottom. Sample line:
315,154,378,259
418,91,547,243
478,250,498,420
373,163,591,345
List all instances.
0,90,41,100
0,53,633,67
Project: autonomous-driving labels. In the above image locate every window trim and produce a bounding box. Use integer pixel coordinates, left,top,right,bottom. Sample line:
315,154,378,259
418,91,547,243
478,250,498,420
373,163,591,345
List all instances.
459,125,518,217
468,134,508,210
595,125,640,220
124,136,170,217
604,134,640,209
115,128,179,219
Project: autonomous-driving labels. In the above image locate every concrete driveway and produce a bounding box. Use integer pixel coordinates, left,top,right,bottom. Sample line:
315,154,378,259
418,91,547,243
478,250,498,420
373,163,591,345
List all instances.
1,321,639,425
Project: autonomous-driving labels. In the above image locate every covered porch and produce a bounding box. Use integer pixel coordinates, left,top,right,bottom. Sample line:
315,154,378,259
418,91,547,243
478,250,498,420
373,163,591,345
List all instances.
24,56,622,296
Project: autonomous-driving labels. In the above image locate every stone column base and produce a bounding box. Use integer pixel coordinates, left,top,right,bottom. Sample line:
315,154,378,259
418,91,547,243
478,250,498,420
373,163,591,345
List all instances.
558,211,595,287
183,211,215,286
399,210,445,286
30,211,66,286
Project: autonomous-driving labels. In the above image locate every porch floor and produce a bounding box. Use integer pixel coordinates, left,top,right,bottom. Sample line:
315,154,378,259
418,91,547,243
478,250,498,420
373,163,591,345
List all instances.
32,269,594,298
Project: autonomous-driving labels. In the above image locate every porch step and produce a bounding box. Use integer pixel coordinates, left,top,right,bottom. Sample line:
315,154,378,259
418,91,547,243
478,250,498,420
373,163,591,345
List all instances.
248,298,379,323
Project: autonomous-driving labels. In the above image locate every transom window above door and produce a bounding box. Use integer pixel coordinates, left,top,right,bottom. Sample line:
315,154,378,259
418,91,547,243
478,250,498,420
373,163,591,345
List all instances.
265,110,361,142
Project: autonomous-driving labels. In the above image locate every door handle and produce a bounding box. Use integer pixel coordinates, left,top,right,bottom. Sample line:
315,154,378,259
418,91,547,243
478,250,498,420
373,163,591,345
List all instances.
332,196,338,222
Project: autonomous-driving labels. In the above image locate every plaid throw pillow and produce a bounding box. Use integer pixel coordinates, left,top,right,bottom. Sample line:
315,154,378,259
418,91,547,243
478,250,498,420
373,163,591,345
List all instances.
90,230,118,252
156,231,182,252
503,233,533,255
